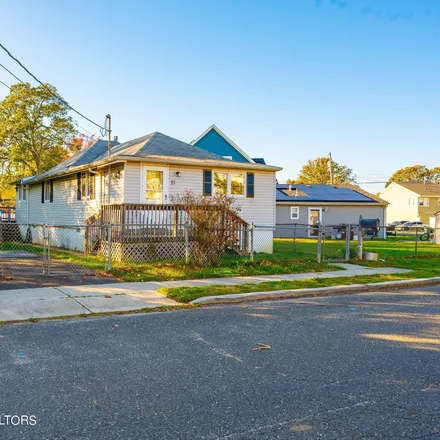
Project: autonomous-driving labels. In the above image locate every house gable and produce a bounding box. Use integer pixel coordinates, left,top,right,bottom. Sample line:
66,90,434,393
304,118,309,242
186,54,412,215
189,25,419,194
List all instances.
192,125,254,164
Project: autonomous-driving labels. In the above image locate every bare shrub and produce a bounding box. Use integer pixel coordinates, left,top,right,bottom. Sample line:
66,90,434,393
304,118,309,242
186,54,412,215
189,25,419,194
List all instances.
173,191,243,266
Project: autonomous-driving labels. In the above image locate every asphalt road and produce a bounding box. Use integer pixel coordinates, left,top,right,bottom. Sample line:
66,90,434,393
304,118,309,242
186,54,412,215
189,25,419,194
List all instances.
1,286,440,439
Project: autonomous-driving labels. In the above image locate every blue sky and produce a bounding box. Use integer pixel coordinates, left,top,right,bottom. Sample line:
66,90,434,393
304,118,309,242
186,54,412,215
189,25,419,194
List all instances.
0,0,439,193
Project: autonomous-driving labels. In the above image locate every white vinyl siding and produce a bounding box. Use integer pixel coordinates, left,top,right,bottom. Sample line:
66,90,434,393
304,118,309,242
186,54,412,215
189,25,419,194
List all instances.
17,165,124,226
16,162,276,227
123,162,276,226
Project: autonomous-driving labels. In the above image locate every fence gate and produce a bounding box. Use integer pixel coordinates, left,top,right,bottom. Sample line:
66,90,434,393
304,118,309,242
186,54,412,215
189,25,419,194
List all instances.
0,223,107,288
321,224,353,262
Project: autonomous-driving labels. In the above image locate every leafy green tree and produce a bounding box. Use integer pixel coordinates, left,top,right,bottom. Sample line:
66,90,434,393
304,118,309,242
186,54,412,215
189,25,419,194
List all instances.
385,165,431,187
292,156,356,185
0,82,77,195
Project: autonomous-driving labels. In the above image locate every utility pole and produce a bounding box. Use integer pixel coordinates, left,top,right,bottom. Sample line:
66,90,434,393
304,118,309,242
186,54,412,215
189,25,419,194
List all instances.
106,114,112,204
328,152,333,185
106,114,112,157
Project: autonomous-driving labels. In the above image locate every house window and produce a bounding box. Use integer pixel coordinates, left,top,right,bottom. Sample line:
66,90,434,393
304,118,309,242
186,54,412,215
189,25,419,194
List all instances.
290,206,299,220
419,197,430,207
231,173,245,196
146,170,163,202
78,172,96,200
44,181,51,201
81,172,89,199
213,172,228,194
22,186,26,201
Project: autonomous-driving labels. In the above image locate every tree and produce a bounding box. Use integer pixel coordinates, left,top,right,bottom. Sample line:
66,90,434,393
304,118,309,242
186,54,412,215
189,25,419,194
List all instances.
0,82,77,195
385,165,431,187
292,156,356,185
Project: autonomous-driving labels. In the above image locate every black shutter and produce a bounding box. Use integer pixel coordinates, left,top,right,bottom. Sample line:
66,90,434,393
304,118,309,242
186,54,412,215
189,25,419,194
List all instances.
90,174,95,200
203,170,212,196
246,173,254,198
50,179,54,203
41,181,45,204
77,173,81,200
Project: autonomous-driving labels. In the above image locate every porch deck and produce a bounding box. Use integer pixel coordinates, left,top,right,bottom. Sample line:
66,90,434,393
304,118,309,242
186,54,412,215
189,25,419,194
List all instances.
85,203,249,260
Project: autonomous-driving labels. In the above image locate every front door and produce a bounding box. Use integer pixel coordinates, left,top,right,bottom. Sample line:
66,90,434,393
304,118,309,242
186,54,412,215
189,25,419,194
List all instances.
142,166,168,204
308,208,322,237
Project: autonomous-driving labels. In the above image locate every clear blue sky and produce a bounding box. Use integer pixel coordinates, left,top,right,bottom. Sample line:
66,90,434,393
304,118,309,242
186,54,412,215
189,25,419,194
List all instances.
1,0,439,193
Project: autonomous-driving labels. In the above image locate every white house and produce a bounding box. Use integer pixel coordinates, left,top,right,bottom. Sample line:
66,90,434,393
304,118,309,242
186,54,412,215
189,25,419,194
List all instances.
14,130,281,254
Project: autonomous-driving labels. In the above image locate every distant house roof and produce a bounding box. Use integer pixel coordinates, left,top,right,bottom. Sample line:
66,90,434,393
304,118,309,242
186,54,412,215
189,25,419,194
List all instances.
252,158,266,165
17,132,281,185
276,184,387,205
393,181,440,196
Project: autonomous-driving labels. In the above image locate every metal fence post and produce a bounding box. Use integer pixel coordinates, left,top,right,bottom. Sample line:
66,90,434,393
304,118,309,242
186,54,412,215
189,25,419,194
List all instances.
107,222,112,271
47,226,51,276
250,223,254,262
184,221,190,264
293,224,297,253
357,216,363,260
317,222,322,263
415,227,418,257
345,224,351,261
42,224,47,276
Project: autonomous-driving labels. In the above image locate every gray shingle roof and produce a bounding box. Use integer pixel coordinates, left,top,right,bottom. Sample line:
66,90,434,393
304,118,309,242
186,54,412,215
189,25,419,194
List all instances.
277,184,382,203
24,140,120,184
21,132,232,184
96,132,230,162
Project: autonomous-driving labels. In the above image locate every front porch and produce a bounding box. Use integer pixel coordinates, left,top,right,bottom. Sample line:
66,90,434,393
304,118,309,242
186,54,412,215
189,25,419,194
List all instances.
85,203,250,262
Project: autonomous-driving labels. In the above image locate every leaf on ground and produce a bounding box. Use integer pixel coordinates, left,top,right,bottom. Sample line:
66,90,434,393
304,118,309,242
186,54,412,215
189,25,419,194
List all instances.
252,343,271,351
105,295,112,299
290,424,313,432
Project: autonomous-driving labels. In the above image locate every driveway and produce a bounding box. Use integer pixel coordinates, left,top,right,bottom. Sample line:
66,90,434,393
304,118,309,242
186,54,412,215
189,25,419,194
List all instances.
0,250,118,289
0,286,439,439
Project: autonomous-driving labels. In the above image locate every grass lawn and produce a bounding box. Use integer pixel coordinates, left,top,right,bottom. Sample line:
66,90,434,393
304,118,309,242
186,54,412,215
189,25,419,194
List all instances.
158,272,428,303
0,239,338,282
158,237,440,303
3,236,440,284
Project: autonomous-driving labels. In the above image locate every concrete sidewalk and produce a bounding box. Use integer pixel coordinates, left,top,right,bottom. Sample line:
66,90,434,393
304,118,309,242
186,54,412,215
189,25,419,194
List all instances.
0,264,411,321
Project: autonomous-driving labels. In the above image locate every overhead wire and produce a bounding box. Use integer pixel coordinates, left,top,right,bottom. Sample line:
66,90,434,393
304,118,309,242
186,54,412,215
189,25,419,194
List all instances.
0,42,106,131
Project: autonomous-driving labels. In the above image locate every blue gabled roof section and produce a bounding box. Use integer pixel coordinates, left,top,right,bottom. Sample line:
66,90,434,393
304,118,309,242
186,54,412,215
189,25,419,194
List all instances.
276,184,382,203
193,127,251,163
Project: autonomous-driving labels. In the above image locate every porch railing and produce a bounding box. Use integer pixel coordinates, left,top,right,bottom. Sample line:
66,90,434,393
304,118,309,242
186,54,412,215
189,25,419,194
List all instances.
85,203,249,256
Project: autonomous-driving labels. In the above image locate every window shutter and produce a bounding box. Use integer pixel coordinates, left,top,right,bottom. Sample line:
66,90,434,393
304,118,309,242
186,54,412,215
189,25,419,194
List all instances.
90,174,95,200
41,182,45,204
246,173,254,198
77,173,81,200
203,170,212,196
50,179,54,203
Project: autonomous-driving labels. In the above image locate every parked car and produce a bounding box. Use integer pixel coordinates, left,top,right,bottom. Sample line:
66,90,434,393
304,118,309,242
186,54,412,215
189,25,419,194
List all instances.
402,221,428,231
388,220,409,228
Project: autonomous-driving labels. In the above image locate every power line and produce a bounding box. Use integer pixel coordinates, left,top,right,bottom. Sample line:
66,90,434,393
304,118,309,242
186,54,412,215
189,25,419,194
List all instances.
0,63,24,84
0,42,105,131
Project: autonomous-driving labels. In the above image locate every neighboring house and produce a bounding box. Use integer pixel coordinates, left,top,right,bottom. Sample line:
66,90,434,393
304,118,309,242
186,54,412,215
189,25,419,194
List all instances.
380,181,440,226
276,184,388,238
191,124,265,164
14,131,281,253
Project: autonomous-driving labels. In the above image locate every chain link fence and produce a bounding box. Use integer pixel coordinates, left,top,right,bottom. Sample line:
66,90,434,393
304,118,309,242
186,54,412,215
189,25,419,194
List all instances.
2,221,440,283
0,223,107,281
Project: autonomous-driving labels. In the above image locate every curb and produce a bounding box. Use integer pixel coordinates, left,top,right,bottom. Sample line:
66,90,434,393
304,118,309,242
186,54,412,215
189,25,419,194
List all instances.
190,277,440,305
